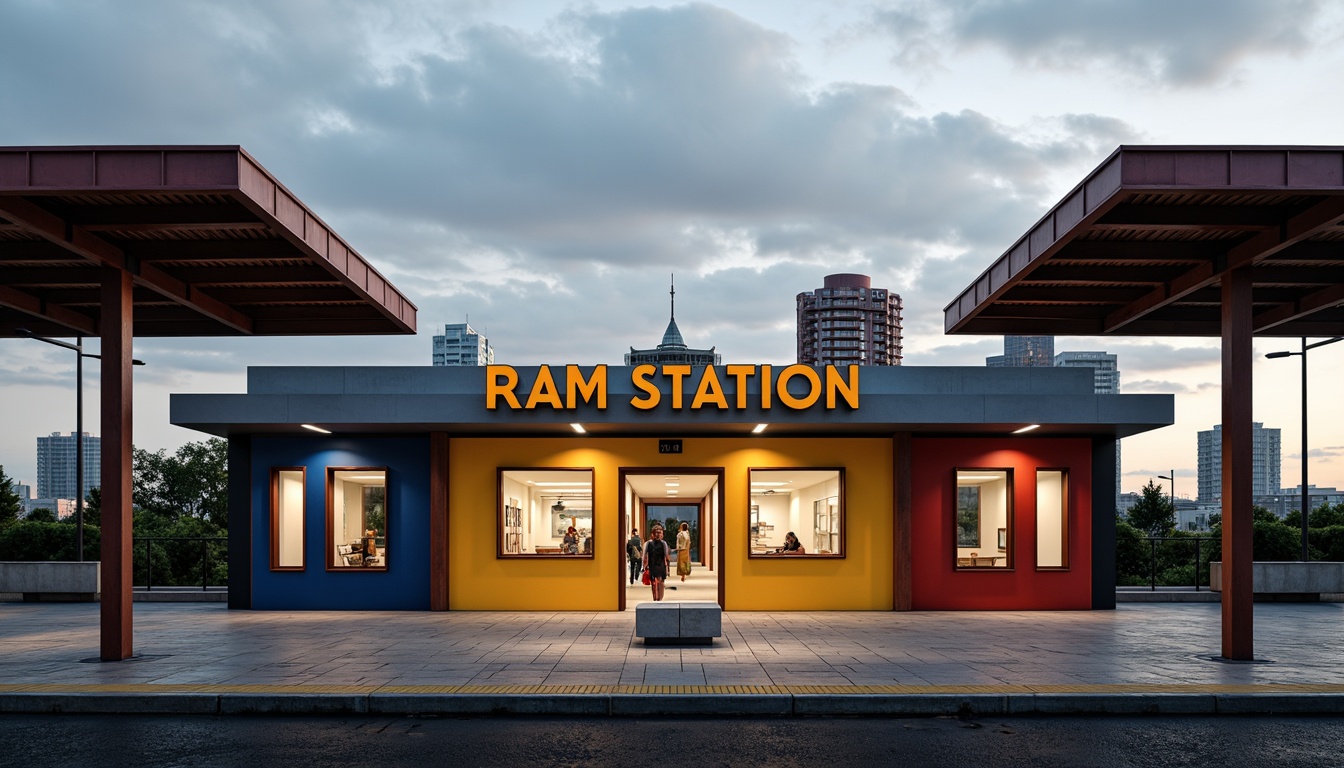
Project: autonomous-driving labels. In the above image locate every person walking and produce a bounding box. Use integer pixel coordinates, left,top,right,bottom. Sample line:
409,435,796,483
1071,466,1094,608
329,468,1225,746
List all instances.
626,527,643,585
642,524,671,601
676,522,692,581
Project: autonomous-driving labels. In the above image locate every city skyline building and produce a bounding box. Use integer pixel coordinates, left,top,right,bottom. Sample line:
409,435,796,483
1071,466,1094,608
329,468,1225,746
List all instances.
986,336,1055,367
1055,351,1122,508
8,480,32,501
35,431,99,502
1197,423,1282,502
432,322,494,367
796,273,903,366
625,277,721,366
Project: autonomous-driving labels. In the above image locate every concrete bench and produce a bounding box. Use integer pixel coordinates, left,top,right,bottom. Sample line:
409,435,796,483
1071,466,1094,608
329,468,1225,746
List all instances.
0,561,101,602
635,601,722,645
1210,561,1344,601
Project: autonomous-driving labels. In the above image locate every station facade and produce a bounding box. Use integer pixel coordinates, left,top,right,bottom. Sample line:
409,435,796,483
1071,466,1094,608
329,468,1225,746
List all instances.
171,363,1172,612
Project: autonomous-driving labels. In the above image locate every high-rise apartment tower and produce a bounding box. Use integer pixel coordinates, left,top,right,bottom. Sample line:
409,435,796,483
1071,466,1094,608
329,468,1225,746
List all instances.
796,274,903,366
432,322,494,366
1197,423,1281,502
35,431,100,501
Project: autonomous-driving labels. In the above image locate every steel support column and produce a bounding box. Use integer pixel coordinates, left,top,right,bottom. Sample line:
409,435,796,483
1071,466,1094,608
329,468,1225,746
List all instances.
100,266,134,660
1220,266,1254,660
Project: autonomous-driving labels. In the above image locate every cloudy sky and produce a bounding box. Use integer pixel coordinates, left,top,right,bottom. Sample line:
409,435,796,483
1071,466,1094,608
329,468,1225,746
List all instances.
3,0,1344,501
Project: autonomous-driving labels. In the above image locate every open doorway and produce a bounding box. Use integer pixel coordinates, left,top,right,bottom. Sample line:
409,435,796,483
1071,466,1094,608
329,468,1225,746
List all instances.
619,468,724,610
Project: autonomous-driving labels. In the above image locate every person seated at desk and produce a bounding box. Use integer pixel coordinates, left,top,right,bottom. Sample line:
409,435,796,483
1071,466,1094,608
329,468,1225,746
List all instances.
776,531,806,555
563,526,579,554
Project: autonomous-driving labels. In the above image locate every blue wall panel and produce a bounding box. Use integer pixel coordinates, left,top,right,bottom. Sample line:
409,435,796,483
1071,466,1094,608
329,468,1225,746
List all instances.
250,436,430,610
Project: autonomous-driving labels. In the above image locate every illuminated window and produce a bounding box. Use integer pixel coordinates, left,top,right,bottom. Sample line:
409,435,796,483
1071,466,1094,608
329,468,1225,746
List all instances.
748,468,844,558
270,468,305,570
1036,470,1068,569
498,468,594,558
955,469,1012,569
327,468,388,571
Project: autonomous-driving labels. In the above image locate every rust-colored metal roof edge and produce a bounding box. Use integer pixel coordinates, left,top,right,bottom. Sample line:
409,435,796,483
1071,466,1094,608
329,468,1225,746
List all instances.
942,145,1344,335
0,145,417,335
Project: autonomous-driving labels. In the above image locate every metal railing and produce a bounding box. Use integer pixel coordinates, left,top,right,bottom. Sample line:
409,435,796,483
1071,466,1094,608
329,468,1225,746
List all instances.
133,536,227,591
1135,536,1216,591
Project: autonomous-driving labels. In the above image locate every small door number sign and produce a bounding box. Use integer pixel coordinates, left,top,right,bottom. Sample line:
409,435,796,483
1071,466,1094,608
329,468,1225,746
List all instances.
658,439,683,454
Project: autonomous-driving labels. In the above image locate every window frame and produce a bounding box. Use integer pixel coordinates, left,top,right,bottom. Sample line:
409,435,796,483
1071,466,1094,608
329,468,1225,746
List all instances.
953,467,1014,571
1034,467,1070,571
325,466,390,573
497,467,596,559
269,467,306,572
746,467,846,559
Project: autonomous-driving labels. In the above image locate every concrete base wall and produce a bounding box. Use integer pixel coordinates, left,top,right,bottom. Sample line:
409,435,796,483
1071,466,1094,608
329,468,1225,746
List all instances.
1209,561,1344,595
0,562,100,601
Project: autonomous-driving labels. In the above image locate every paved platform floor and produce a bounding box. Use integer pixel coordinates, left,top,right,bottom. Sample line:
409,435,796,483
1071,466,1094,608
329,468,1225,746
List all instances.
3,602,1344,715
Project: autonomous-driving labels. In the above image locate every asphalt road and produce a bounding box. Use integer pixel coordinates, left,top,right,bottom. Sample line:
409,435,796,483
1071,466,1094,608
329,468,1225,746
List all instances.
2,714,1343,767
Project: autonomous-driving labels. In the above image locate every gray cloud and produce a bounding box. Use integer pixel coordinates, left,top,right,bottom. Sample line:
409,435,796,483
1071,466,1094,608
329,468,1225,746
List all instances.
870,0,1323,86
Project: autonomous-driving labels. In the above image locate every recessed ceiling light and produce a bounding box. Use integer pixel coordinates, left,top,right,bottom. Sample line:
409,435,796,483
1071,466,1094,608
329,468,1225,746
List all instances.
1012,424,1040,434
570,423,586,434
301,424,331,434
752,424,768,434
667,490,679,494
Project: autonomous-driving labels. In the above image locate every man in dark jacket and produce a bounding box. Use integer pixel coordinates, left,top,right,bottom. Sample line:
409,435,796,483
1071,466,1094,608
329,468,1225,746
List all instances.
626,528,643,584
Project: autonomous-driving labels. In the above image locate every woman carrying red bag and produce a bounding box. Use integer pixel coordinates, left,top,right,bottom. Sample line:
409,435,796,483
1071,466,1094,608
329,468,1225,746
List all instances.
641,523,671,600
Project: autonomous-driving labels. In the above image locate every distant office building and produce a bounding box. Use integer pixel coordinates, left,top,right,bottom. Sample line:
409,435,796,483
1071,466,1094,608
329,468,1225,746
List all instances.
35,432,100,501
1256,486,1344,519
626,278,721,366
986,336,1054,367
1054,351,1120,393
23,497,76,520
432,322,494,366
796,274,903,366
1197,423,1281,502
1055,351,1122,511
9,481,32,501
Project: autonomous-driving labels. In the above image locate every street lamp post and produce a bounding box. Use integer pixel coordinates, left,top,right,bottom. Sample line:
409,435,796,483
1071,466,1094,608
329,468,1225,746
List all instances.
1158,469,1176,525
17,329,143,562
1266,336,1344,562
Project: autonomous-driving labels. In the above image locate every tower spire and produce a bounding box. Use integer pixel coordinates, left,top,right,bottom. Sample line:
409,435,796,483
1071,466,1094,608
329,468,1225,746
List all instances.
670,274,675,321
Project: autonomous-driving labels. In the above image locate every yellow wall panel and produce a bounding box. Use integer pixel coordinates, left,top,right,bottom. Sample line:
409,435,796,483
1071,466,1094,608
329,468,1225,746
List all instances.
448,437,893,611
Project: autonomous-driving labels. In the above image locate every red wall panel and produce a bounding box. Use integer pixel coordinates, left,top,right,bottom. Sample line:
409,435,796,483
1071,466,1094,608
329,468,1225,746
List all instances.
910,438,1092,610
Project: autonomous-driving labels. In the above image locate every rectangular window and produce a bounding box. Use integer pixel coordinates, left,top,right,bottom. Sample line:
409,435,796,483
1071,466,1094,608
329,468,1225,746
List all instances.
270,468,305,570
748,468,844,558
1036,470,1068,569
498,468,594,558
955,469,1012,569
326,468,388,571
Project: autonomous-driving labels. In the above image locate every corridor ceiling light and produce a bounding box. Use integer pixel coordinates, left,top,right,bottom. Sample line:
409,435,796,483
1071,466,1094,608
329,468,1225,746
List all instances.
751,482,788,487
1012,424,1040,434
570,423,586,434
667,490,679,494
301,424,331,434
665,482,680,487
532,482,590,487
752,424,768,434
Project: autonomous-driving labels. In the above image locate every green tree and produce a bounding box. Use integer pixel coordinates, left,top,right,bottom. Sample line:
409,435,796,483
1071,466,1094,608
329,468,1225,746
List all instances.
132,438,228,527
1310,502,1344,529
1126,480,1175,537
0,465,21,530
26,507,57,523
82,486,101,528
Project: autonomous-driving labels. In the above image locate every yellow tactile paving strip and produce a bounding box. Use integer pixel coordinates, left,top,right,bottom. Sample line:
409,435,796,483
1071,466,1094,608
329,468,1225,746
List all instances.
3,683,1344,695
